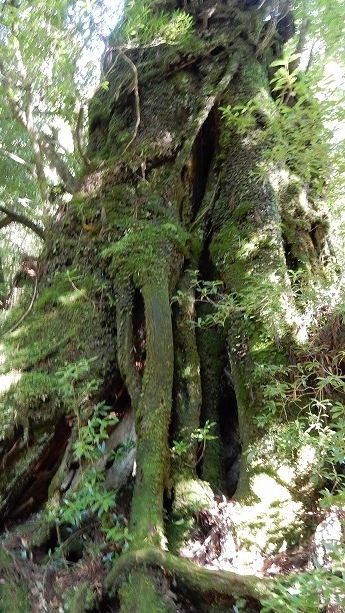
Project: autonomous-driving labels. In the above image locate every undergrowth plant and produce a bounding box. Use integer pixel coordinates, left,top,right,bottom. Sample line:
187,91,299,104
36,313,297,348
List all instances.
251,351,345,500
171,420,217,465
47,358,124,542
260,548,345,613
180,269,345,611
220,49,331,191
118,0,194,46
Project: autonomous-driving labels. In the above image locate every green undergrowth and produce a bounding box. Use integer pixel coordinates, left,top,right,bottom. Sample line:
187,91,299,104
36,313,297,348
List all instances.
44,357,133,559
64,582,98,613
0,549,31,612
185,268,345,503
260,545,345,613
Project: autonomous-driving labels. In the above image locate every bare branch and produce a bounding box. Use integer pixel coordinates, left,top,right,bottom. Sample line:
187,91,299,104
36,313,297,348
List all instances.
1,75,49,200
0,216,12,230
1,40,78,198
255,0,281,57
1,63,50,201
0,205,45,240
290,0,310,73
4,274,37,335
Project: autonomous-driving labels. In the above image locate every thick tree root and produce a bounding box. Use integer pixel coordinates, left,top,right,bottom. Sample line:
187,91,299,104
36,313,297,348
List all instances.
127,280,174,545
106,547,273,603
171,272,202,479
118,568,173,613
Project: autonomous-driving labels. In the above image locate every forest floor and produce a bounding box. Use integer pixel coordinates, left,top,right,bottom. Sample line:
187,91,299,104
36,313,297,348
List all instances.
2,488,339,612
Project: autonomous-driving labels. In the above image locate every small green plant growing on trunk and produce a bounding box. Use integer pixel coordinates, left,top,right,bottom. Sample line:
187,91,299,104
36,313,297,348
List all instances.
49,358,119,528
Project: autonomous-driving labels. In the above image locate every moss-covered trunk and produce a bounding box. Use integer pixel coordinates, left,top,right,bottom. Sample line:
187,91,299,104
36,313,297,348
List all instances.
0,1,337,611
209,47,296,500
128,281,174,546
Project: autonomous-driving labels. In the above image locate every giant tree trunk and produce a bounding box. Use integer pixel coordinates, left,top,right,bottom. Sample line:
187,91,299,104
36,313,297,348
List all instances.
0,1,336,611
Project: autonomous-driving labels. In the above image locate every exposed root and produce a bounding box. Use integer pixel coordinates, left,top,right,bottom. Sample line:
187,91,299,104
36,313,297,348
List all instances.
119,50,140,155
106,547,273,603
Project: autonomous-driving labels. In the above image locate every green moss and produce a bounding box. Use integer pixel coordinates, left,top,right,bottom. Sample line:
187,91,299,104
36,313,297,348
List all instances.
102,221,189,285
195,324,224,490
118,569,172,613
0,372,58,439
168,478,214,552
88,101,109,134
0,575,31,612
172,479,213,539
230,477,305,552
171,275,203,481
11,372,58,408
231,200,253,222
64,582,97,613
0,252,115,441
106,115,128,147
35,287,64,308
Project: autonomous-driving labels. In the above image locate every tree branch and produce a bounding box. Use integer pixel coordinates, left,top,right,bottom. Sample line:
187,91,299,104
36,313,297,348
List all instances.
290,0,310,73
40,134,78,194
0,215,12,230
1,56,76,198
1,66,49,201
0,145,36,177
0,205,45,240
